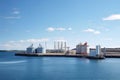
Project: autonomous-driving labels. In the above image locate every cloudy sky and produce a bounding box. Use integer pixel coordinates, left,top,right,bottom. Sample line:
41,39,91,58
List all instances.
0,0,120,50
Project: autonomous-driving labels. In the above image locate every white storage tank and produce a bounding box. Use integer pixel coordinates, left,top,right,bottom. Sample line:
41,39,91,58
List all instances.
89,45,101,56
26,44,34,53
35,44,43,53
96,45,101,56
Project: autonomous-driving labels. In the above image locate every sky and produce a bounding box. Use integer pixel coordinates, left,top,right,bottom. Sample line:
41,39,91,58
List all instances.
0,0,120,50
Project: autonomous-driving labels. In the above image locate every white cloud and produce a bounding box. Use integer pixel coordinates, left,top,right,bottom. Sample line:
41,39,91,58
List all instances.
0,38,49,50
26,38,49,43
2,8,21,20
46,27,72,32
84,28,94,32
84,28,101,34
0,42,23,50
47,27,55,32
94,31,100,34
12,8,20,14
103,14,120,20
13,11,20,14
68,27,72,30
15,38,49,43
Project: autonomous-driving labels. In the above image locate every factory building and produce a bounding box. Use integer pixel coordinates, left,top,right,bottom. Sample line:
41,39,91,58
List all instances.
54,41,67,51
101,48,120,52
35,44,43,53
26,44,34,53
89,45,102,56
76,42,88,54
46,41,67,53
26,44,44,53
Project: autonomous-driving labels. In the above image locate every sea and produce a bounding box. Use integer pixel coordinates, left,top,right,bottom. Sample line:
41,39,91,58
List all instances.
0,52,120,80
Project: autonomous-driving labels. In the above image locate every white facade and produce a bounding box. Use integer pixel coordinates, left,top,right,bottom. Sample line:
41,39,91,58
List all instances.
96,45,101,55
90,49,96,56
76,42,88,54
89,45,101,56
81,46,87,54
43,48,46,53
76,44,81,53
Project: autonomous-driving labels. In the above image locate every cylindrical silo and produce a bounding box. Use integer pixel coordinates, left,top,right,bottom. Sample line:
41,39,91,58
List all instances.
26,44,34,53
96,45,101,55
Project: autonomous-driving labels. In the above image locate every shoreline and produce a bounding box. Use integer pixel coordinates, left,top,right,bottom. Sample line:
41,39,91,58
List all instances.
15,53,105,59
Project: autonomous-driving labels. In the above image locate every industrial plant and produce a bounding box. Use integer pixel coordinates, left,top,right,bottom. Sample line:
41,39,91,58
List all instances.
25,41,105,58
46,41,68,53
26,44,43,53
14,41,120,59
76,42,88,55
26,41,68,54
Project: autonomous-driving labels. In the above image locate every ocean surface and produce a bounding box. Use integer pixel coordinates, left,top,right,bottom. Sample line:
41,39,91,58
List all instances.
0,52,120,80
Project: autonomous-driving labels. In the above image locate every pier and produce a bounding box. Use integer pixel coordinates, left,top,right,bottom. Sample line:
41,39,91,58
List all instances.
15,53,105,59
15,53,86,57
15,43,120,59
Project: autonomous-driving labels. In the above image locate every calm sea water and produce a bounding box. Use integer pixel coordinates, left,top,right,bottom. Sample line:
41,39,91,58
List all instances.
0,52,120,80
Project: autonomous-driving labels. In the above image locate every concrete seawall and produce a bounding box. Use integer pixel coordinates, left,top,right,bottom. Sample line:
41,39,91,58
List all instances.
15,53,86,57
15,53,120,58
15,53,105,59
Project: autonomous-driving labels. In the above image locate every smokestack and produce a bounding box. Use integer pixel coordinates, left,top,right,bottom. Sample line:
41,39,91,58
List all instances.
54,41,56,49
64,42,66,51
61,41,63,50
43,42,47,54
58,41,60,50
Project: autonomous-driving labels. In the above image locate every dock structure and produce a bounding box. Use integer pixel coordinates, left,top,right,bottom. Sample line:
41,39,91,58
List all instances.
15,53,87,57
15,53,106,59
15,42,120,59
15,52,120,59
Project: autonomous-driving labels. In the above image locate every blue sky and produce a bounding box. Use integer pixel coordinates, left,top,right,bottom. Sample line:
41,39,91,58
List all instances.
0,0,120,50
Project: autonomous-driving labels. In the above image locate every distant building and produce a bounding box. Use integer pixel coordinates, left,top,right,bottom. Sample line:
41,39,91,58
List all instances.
26,44,34,53
26,44,44,53
96,45,101,55
76,42,88,54
89,45,102,56
101,48,120,52
46,41,67,53
46,49,64,53
35,44,43,53
89,49,96,56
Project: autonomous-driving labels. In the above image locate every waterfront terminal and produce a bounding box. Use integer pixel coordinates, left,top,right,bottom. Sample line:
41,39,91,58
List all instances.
15,42,120,59
15,42,106,59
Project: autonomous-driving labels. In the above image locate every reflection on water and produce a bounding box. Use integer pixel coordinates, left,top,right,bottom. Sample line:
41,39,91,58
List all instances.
0,52,120,80
0,60,27,64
